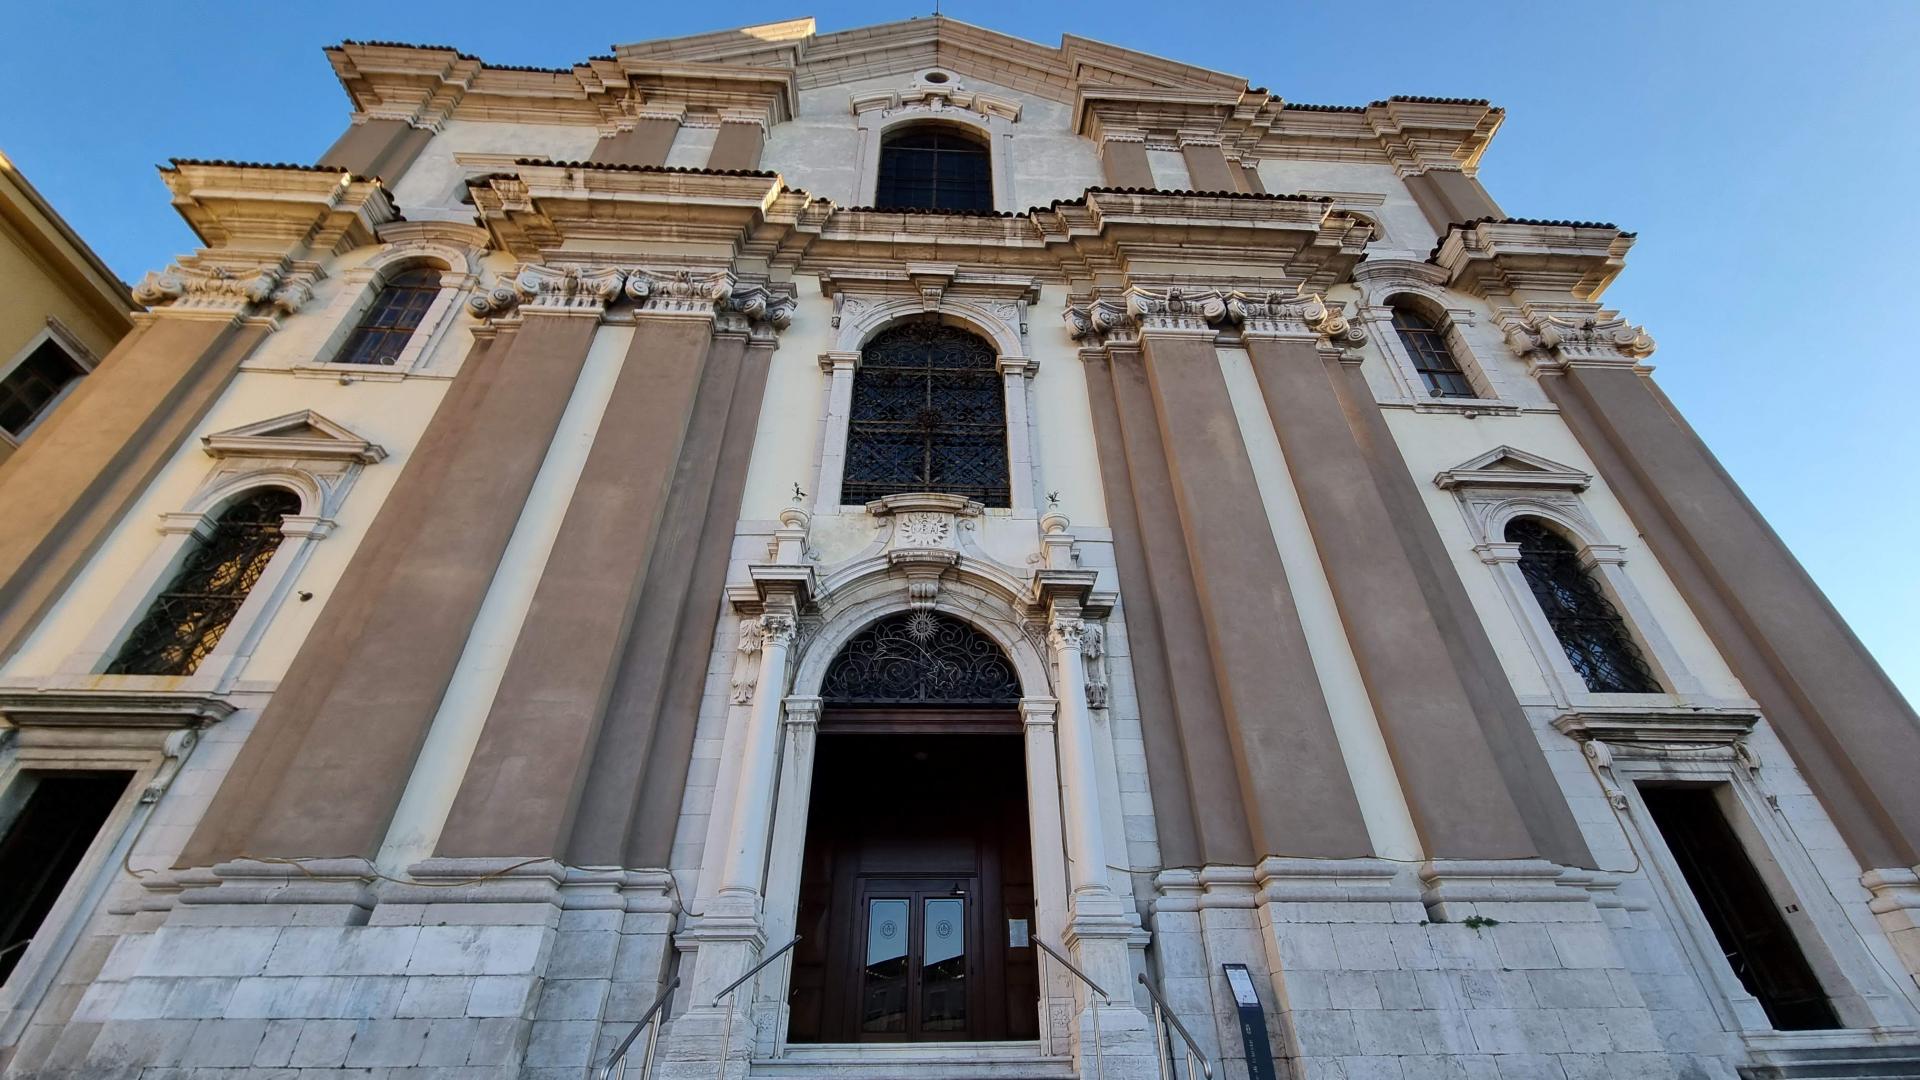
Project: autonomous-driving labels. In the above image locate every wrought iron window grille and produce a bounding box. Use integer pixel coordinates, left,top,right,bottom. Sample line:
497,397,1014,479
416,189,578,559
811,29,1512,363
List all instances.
842,322,1010,507
1391,304,1476,399
106,488,301,677
875,128,993,212
1507,518,1663,694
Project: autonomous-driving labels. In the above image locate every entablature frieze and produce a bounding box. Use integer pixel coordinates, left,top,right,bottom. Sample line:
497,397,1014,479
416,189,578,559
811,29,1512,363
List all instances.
464,260,796,334
1062,283,1366,353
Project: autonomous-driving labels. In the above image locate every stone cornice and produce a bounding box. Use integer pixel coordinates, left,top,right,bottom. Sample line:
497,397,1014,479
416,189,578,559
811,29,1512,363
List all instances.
326,21,1502,169
1432,219,1636,303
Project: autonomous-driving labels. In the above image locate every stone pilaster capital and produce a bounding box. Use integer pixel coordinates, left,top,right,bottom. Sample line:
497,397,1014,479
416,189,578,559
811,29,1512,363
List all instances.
1498,304,1655,372
1224,288,1367,350
1063,285,1231,345
467,263,626,320
625,266,732,319
1047,614,1087,652
133,258,325,321
1019,697,1059,728
758,613,797,648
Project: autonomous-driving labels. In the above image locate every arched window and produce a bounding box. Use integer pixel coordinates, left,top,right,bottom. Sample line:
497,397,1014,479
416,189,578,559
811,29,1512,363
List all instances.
875,127,992,212
333,266,442,366
822,611,1020,706
843,323,1009,507
1391,301,1475,398
1506,518,1662,694
107,488,302,676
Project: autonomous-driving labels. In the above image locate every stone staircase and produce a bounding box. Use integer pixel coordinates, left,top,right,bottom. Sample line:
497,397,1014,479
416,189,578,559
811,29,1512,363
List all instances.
1739,1035,1920,1078
750,1041,1080,1080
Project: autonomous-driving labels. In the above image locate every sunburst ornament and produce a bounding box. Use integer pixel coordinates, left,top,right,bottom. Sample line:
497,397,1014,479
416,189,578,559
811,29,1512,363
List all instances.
905,610,940,642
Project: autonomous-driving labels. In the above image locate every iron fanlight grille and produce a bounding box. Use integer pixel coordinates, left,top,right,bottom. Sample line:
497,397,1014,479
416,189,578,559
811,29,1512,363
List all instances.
821,611,1021,706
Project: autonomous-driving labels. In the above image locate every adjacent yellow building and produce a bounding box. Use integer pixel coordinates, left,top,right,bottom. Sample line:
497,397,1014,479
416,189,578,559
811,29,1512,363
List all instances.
0,151,137,465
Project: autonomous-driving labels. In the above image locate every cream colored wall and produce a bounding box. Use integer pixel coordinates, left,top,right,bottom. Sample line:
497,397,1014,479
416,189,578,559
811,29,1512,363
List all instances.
389,119,602,216
1218,344,1424,860
1029,286,1107,528
1254,159,1439,257
740,280,832,522
1378,404,1750,702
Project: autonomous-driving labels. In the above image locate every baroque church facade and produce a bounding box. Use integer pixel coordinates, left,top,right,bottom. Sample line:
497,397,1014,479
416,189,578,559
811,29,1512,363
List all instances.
2,15,1919,1080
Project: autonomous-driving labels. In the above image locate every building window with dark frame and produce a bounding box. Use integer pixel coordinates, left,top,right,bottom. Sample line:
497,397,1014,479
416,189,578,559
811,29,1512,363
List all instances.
1507,517,1663,694
106,487,302,677
332,266,441,366
1391,301,1476,398
875,127,992,212
842,322,1009,507
0,337,88,439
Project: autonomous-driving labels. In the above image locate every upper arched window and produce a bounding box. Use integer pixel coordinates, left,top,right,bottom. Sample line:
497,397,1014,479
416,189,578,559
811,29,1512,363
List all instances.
1391,301,1475,398
875,127,992,212
843,323,1009,507
107,488,302,676
1506,518,1662,694
333,266,442,366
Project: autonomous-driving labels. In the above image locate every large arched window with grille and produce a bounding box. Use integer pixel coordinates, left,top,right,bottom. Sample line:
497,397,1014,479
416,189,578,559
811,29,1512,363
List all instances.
1391,301,1476,398
332,266,442,366
842,322,1009,506
875,127,992,212
1506,517,1662,694
107,488,302,676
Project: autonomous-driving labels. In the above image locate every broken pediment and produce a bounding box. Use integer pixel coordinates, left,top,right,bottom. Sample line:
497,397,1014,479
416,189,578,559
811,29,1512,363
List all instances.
201,410,387,464
1434,445,1591,492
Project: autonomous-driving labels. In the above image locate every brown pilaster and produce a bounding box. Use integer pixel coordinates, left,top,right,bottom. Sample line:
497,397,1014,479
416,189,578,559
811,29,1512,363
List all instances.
1178,140,1239,193
318,119,432,184
0,315,270,665
591,117,682,168
1242,329,1539,859
1544,363,1920,866
1237,162,1266,194
623,330,777,868
436,308,723,860
1325,358,1593,867
188,308,604,861
1098,137,1154,189
706,118,766,172
1133,324,1371,859
1079,351,1204,869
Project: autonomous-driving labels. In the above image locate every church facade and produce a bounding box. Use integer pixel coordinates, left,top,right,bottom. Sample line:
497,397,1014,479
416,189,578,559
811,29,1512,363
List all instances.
2,16,1919,1080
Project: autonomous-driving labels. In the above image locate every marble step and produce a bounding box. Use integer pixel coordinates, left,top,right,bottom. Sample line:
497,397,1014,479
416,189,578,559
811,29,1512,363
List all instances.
752,1041,1079,1080
1740,1038,1920,1079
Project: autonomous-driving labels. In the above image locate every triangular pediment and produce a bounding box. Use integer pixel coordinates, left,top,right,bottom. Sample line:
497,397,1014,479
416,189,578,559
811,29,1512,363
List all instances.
1434,446,1591,491
201,410,387,464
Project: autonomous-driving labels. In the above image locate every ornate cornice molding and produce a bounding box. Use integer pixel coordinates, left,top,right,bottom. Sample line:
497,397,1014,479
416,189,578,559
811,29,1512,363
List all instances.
132,258,325,320
465,262,797,333
1432,219,1635,303
851,77,1021,122
1499,305,1655,371
1065,285,1363,349
465,263,626,320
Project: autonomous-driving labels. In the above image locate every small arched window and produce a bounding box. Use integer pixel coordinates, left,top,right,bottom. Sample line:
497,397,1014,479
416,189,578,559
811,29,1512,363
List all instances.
107,488,302,676
875,127,992,212
1391,301,1475,398
333,266,442,366
842,322,1009,507
1506,518,1662,694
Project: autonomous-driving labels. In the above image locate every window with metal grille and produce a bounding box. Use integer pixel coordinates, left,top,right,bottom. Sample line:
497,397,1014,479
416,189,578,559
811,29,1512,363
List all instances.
333,266,441,366
107,488,301,677
1391,303,1476,398
0,338,87,438
842,323,1009,507
1507,518,1663,694
875,128,992,212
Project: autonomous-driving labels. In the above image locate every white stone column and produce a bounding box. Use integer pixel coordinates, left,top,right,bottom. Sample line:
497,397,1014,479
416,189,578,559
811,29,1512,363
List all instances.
755,695,822,1056
1000,355,1038,515
716,613,796,909
1049,614,1111,902
812,351,859,512
1022,696,1075,1056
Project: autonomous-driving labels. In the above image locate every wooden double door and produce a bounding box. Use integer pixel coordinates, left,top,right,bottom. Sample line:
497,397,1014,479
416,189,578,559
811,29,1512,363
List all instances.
787,721,1038,1042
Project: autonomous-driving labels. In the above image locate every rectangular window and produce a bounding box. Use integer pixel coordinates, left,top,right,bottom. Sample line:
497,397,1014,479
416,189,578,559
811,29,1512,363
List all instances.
1640,785,1840,1030
0,338,88,438
0,771,132,984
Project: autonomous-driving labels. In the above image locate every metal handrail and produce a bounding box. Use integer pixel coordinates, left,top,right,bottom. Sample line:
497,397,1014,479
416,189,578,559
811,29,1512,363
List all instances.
1137,972,1214,1080
598,975,679,1080
1034,939,1106,1080
712,936,800,1080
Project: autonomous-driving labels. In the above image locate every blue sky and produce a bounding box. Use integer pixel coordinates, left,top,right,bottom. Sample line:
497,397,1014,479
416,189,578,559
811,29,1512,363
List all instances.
3,1,1915,702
